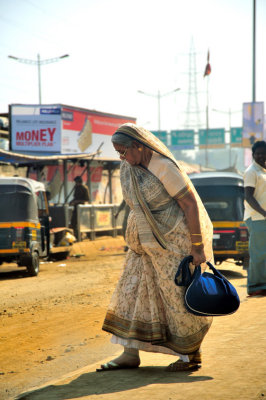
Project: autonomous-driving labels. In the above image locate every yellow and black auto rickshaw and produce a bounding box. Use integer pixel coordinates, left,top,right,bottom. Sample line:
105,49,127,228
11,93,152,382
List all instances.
190,172,249,268
0,177,50,276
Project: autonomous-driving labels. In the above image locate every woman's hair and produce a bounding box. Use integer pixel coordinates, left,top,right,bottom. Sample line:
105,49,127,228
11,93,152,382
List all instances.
111,132,135,147
252,140,266,155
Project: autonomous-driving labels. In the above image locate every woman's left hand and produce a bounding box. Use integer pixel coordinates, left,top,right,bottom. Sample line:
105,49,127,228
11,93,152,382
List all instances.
191,246,206,266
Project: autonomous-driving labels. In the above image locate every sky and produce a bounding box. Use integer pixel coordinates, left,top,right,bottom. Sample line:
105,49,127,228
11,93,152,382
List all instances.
0,0,266,134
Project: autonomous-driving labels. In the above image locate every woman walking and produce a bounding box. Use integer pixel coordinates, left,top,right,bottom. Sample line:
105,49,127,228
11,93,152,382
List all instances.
97,123,213,372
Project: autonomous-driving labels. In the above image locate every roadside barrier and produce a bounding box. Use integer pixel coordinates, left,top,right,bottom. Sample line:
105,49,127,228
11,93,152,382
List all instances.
49,204,124,242
76,204,124,241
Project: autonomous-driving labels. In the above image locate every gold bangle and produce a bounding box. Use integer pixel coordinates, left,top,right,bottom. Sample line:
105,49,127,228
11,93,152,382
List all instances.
192,241,203,246
190,233,202,236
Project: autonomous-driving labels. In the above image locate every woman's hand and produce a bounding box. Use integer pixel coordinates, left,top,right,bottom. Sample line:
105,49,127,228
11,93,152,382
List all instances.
191,245,206,266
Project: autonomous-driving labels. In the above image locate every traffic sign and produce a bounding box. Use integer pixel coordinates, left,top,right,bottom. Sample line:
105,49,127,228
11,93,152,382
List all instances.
170,130,194,149
230,127,242,147
199,128,225,148
151,130,168,145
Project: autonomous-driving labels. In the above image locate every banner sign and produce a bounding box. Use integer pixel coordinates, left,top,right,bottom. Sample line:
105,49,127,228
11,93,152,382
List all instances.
11,105,61,152
10,104,136,157
61,107,134,155
170,130,194,149
199,128,225,148
150,130,168,146
242,102,264,147
230,127,243,147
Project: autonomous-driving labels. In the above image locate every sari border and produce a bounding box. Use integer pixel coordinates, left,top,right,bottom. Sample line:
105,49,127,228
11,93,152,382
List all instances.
102,311,210,355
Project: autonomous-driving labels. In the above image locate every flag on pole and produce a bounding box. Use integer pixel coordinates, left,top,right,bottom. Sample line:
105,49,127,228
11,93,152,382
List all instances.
204,49,211,77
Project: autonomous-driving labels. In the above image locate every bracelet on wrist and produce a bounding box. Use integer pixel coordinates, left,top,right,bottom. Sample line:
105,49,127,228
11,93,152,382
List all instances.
190,233,202,236
192,241,203,246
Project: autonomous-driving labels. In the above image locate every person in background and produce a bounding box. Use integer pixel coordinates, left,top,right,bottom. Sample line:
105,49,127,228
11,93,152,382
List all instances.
96,123,213,373
70,176,90,236
45,190,53,204
244,140,266,297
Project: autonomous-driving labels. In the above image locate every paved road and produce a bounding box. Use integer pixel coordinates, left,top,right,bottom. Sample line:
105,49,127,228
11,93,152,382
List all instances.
12,239,266,400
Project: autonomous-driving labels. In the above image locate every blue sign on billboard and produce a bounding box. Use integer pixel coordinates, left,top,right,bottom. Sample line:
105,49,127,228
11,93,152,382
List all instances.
170,130,194,149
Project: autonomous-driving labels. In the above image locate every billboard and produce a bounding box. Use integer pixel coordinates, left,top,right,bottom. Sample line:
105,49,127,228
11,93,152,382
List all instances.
10,104,136,157
242,102,264,147
11,105,61,152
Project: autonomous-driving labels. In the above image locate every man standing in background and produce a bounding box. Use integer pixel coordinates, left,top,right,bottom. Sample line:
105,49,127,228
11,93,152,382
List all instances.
70,176,90,237
244,141,266,297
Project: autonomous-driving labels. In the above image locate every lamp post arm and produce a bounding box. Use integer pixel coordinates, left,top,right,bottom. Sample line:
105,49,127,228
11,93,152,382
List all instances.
8,55,38,65
38,54,70,65
160,88,180,97
8,53,69,105
8,54,69,66
137,90,157,98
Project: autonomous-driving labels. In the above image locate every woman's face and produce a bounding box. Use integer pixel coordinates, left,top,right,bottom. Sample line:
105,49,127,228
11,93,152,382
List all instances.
113,142,143,166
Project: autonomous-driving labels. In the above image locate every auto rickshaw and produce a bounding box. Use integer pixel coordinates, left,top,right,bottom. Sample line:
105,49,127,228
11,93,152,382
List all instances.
190,172,249,268
0,177,50,276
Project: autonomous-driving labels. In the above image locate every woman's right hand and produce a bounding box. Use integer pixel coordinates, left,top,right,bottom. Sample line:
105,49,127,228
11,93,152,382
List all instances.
191,245,206,266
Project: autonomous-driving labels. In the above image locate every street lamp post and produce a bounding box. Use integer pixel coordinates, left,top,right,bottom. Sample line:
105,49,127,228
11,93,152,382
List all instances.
138,88,180,130
8,53,69,104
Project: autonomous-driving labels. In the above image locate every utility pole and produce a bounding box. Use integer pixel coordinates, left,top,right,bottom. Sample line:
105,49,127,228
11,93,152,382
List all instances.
8,53,69,104
252,0,256,102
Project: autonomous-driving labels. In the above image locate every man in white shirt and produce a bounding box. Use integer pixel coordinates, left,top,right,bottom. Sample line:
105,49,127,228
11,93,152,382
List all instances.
244,140,266,296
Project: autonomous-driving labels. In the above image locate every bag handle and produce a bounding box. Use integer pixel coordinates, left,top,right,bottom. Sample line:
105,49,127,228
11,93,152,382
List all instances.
175,256,223,287
175,255,194,286
206,261,225,280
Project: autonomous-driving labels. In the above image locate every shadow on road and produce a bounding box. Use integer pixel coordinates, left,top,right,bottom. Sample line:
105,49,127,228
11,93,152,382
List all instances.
0,267,29,281
217,269,245,280
17,367,213,400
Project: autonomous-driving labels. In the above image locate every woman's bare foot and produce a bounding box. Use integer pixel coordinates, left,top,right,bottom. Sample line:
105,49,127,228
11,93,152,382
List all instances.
111,351,140,367
96,351,140,372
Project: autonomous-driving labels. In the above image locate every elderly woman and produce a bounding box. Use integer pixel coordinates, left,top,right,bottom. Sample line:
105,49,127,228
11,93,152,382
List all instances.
97,123,213,372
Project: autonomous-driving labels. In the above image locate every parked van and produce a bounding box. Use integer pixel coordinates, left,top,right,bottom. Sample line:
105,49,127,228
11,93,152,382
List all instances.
190,172,249,268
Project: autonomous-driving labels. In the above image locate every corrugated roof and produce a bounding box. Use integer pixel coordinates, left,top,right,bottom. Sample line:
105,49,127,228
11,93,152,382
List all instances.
0,148,101,165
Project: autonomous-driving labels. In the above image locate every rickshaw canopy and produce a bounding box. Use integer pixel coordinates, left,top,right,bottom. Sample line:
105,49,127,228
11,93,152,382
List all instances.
0,177,45,222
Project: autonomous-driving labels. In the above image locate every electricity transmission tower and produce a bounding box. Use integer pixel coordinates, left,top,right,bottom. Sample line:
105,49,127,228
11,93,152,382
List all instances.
183,39,203,130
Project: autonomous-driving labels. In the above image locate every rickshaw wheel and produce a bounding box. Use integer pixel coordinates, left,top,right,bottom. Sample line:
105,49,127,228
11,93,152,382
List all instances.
26,251,40,276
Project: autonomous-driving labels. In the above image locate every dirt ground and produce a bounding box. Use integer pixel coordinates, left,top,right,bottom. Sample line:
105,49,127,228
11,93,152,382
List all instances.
0,236,265,400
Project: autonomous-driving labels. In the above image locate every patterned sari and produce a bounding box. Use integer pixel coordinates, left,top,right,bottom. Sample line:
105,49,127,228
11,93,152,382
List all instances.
102,124,213,356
